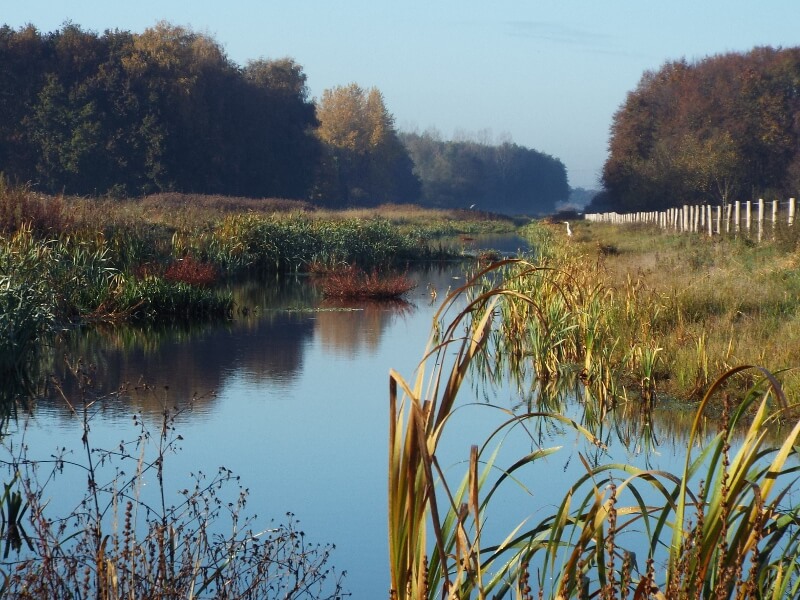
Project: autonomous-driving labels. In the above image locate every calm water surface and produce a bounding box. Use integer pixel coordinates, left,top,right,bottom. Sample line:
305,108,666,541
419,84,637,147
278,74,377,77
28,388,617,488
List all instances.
10,236,693,597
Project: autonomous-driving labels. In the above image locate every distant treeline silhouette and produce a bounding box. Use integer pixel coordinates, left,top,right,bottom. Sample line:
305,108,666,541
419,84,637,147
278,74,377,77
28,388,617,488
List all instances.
0,22,569,214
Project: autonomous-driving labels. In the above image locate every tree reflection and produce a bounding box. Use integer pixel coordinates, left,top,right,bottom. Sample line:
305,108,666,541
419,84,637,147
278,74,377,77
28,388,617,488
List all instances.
315,299,414,356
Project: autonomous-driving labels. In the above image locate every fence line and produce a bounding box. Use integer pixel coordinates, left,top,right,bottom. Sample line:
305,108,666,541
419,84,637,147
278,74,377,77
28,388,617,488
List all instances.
584,198,797,242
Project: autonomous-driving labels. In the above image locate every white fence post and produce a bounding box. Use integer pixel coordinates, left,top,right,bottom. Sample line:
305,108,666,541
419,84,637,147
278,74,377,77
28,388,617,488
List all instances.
745,200,752,236
773,200,779,239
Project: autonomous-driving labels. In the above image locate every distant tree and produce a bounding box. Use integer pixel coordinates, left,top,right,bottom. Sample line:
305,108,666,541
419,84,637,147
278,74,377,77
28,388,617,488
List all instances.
0,22,320,199
314,83,419,206
401,131,568,215
240,58,320,198
566,187,599,209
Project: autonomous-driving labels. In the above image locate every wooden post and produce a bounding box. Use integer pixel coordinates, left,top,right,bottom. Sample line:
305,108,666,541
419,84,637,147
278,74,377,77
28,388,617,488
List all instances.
707,205,712,236
790,198,796,226
757,198,764,243
683,205,689,232
726,203,732,234
734,201,741,234
715,205,722,235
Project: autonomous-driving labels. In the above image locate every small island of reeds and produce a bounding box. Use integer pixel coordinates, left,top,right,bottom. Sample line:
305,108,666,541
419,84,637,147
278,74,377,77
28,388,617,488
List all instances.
319,265,416,300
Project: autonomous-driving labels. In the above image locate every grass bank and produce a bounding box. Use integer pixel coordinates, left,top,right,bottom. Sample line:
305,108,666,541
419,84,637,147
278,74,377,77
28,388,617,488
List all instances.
514,219,800,403
0,181,516,405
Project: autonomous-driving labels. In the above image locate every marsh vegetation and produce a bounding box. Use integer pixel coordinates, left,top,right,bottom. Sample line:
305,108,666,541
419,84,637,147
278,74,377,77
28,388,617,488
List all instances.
5,179,800,598
388,220,800,599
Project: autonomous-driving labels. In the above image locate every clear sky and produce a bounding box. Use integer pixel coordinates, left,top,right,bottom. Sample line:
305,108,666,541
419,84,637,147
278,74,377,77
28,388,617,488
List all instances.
5,1,800,189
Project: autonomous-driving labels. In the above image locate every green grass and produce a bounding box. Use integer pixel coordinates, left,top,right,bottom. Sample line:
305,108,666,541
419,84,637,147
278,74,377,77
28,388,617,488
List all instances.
522,219,800,402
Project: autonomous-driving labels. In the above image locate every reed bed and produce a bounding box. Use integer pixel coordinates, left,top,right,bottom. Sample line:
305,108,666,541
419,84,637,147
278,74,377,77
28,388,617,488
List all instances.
547,218,800,401
0,183,496,390
388,258,800,599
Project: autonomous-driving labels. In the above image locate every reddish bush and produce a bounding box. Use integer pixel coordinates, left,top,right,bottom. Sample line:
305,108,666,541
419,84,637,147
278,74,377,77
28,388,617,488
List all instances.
164,256,218,287
321,265,415,300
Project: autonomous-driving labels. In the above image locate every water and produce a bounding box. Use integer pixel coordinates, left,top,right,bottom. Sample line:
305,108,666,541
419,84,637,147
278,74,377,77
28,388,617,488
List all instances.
3,236,711,597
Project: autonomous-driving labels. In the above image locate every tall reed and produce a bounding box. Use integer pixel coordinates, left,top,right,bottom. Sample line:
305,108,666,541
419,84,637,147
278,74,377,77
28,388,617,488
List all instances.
389,258,800,599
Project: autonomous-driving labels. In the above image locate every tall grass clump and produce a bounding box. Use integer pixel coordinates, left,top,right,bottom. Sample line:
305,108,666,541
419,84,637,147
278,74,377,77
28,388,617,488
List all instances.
549,218,800,399
516,221,800,403
389,260,800,599
190,214,433,276
0,175,71,235
0,227,60,409
0,370,345,599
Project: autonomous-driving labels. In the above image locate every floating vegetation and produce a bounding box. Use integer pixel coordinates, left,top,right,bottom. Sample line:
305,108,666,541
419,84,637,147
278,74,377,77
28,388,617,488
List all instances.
319,265,416,300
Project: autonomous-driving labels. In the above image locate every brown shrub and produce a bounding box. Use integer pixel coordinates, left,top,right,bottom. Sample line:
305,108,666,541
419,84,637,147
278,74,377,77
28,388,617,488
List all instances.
0,179,72,235
321,265,416,300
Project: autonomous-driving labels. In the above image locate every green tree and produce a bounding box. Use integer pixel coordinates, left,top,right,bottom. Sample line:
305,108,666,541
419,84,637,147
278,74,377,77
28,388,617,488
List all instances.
241,58,320,199
401,131,568,214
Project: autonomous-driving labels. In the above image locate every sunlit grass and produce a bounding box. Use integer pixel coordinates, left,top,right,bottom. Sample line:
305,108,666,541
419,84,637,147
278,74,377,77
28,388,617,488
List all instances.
528,220,800,401
388,258,800,599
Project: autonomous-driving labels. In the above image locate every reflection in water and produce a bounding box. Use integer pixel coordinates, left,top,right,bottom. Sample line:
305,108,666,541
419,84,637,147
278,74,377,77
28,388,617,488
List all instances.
316,299,415,356
44,314,316,419
39,273,421,422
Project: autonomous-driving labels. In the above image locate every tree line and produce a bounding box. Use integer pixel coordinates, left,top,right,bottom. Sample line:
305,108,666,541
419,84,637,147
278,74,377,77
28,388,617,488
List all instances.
0,22,569,215
591,46,800,213
401,131,569,214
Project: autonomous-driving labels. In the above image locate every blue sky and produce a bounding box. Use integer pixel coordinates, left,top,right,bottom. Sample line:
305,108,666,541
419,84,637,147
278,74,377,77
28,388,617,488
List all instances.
5,1,800,189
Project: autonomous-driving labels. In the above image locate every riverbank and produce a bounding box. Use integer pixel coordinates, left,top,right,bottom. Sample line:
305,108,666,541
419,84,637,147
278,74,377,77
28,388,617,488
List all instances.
0,182,520,406
389,220,800,599
526,218,800,402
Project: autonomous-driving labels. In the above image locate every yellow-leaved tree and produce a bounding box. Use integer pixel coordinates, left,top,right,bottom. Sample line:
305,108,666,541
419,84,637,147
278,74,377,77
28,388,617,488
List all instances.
314,83,419,206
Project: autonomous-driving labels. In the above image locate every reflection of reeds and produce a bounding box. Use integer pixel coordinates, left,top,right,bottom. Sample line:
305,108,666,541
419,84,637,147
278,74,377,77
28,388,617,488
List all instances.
389,260,800,599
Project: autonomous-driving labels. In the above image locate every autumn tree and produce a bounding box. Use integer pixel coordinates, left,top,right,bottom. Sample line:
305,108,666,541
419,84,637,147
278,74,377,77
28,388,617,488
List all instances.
0,22,320,199
314,83,419,206
597,47,800,212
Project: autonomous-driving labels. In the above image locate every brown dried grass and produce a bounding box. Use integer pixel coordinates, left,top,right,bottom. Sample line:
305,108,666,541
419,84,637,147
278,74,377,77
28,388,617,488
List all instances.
320,265,416,300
